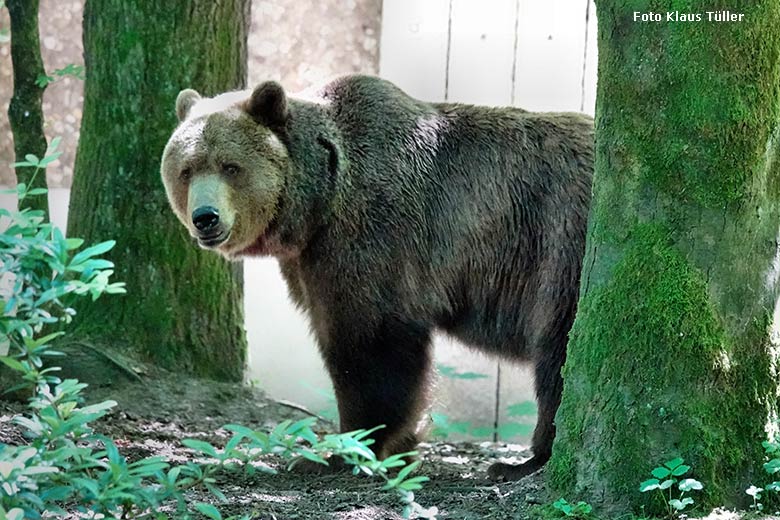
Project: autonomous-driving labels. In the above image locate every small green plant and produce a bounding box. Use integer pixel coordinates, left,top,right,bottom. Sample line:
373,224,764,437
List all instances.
35,63,85,88
639,458,702,518
762,439,780,491
190,420,438,519
746,485,763,512
552,497,593,518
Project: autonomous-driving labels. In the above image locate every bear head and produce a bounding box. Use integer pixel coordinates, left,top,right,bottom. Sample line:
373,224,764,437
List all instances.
160,82,293,260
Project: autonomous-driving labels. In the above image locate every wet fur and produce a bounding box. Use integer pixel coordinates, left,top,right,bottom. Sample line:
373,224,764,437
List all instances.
163,75,594,480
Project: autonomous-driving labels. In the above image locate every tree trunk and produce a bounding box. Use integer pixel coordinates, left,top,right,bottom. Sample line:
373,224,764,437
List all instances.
548,2,780,515
66,1,250,382
7,0,49,216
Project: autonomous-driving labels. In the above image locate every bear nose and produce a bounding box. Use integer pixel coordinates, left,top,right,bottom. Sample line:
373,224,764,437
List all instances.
192,206,220,233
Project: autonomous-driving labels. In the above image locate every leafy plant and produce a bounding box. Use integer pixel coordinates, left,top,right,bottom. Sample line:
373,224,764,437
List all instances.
746,485,763,512
35,63,86,88
762,440,780,491
186,420,438,519
639,458,702,518
1,138,125,382
552,497,594,518
0,143,207,518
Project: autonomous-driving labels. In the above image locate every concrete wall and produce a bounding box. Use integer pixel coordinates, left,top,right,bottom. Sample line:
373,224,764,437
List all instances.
0,0,598,442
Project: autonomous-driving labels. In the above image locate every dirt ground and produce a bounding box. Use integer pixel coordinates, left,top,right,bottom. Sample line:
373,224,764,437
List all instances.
0,373,546,519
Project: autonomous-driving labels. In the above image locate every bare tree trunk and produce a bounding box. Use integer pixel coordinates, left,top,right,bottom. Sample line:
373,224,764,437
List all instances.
7,0,49,216
66,1,250,382
548,2,780,515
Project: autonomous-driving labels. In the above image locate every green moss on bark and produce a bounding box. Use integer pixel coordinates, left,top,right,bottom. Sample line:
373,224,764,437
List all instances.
550,1,780,515
550,224,772,513
67,1,250,381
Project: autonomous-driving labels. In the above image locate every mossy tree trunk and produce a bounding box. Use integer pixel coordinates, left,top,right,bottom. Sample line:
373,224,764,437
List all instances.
549,2,780,515
7,0,49,216
67,1,250,382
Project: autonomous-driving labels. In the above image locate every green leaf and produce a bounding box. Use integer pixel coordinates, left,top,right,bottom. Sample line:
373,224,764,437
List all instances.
48,136,62,154
69,240,116,266
65,237,85,250
38,152,62,167
671,464,691,476
24,331,65,349
296,450,327,465
679,478,703,492
6,508,25,520
669,497,693,510
205,482,227,502
651,466,671,479
764,458,780,474
659,479,675,490
182,438,218,457
35,74,53,87
24,154,40,165
79,400,117,416
194,503,222,520
393,459,421,485
639,478,660,492
398,475,429,491
664,457,684,470
0,356,25,371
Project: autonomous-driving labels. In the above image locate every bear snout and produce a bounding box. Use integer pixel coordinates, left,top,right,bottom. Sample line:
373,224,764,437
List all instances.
192,205,230,247
192,205,221,233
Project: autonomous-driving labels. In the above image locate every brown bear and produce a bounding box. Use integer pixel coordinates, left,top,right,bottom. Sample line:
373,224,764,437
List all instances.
160,75,593,481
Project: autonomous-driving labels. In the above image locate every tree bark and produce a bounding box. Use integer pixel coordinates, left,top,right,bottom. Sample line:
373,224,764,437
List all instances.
548,2,780,515
66,1,250,382
7,0,49,216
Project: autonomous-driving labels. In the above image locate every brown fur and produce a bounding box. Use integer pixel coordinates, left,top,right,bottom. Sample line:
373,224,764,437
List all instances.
161,75,593,481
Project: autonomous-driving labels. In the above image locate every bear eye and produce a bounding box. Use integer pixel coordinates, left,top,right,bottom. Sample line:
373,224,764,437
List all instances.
179,168,192,182
222,163,240,176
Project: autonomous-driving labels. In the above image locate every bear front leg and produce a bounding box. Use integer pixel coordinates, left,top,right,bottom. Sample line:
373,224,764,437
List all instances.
324,316,433,459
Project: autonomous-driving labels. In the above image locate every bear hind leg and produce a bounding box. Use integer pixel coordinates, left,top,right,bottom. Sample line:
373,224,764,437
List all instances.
488,344,565,481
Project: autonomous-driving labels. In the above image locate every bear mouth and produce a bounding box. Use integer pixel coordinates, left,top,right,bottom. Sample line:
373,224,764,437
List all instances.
197,231,230,248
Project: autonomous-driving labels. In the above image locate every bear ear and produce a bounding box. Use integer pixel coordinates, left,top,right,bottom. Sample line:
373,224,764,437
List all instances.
246,81,288,128
176,89,201,122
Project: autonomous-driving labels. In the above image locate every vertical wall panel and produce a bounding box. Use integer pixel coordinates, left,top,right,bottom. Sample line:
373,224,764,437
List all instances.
581,0,598,116
379,0,450,101
446,0,518,105
512,0,589,112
